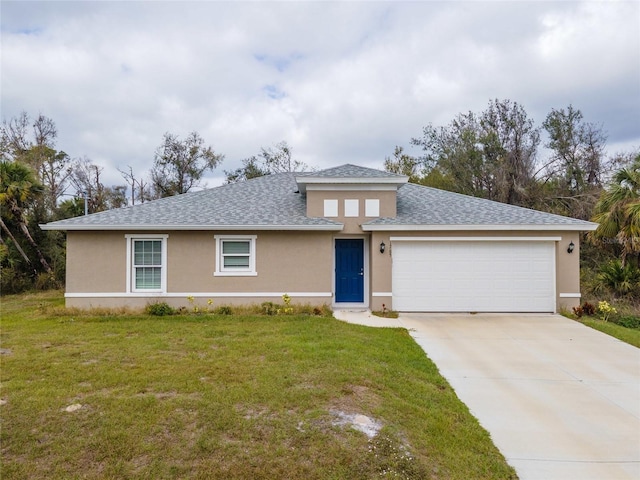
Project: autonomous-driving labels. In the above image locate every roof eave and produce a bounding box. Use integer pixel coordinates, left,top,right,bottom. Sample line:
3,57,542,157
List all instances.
361,223,599,232
40,223,345,232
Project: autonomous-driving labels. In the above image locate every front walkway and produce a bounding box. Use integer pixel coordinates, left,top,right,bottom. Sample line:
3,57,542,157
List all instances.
333,310,640,480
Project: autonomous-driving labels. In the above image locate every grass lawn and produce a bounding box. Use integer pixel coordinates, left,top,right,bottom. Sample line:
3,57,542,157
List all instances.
578,318,640,348
1,291,516,480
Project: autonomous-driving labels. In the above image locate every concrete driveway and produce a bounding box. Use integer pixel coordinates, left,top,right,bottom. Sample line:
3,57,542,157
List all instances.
334,311,640,480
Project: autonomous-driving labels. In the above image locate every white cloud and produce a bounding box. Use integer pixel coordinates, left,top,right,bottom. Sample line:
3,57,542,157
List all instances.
1,0,638,189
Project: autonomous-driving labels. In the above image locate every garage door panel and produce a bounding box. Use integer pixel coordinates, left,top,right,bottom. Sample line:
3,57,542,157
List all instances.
392,241,555,312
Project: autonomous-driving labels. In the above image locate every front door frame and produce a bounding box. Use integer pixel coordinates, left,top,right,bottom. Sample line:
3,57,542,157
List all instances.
333,235,369,308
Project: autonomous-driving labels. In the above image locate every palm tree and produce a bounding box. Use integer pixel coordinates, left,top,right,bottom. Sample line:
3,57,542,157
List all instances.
590,155,640,266
0,160,53,274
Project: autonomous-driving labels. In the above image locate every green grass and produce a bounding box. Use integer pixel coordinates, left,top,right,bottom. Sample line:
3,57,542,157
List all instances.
1,291,517,480
578,318,640,348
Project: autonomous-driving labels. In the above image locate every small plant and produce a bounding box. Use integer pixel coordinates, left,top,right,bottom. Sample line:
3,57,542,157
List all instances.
216,306,233,315
581,302,596,316
282,294,294,314
146,302,175,316
597,300,617,322
572,305,584,318
262,301,278,315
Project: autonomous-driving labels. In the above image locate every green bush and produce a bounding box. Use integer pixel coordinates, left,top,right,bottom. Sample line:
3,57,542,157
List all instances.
615,315,640,329
0,267,33,294
597,260,640,297
215,306,233,315
261,301,280,315
146,302,175,316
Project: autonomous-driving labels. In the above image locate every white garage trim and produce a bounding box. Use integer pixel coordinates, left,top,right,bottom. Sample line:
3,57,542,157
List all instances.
390,236,561,242
392,239,556,313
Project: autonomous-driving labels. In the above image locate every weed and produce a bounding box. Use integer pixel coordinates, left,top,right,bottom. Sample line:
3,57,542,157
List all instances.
215,306,233,315
145,302,175,316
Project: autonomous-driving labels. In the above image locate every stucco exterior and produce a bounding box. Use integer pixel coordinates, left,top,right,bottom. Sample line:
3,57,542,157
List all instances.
49,165,595,312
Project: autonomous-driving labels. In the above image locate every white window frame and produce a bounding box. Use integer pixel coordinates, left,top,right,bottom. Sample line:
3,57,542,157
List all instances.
344,199,359,217
125,234,168,293
324,199,338,217
365,199,380,217
214,235,257,276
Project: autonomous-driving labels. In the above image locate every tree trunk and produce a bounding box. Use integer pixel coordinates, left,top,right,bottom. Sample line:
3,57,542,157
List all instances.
8,200,53,274
0,217,34,270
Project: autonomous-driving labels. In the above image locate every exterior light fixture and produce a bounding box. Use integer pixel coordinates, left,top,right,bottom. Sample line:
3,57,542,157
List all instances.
379,241,386,254
567,241,575,254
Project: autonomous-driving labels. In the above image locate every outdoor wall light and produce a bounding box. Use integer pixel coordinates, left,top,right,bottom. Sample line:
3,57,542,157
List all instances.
567,241,575,254
379,241,386,254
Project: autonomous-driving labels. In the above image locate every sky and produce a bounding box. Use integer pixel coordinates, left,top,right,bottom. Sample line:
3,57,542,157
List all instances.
1,0,639,191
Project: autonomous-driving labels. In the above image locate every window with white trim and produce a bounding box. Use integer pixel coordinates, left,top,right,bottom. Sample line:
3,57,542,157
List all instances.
215,235,257,276
126,234,168,293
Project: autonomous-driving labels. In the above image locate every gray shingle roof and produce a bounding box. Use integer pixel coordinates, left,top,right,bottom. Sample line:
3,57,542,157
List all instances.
41,165,597,231
42,173,342,231
299,164,408,179
363,183,597,229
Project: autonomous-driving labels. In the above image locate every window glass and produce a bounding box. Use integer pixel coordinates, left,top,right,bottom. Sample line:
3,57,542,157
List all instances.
133,240,162,290
222,240,251,269
223,241,250,255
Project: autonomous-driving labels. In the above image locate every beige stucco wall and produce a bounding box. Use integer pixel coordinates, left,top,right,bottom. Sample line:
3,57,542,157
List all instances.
65,228,583,313
66,231,127,293
306,190,396,234
65,230,334,309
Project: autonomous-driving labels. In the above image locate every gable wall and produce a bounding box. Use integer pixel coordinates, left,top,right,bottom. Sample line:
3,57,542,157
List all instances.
306,190,396,234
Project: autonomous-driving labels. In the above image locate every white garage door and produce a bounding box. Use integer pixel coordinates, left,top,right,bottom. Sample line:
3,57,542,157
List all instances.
392,240,556,312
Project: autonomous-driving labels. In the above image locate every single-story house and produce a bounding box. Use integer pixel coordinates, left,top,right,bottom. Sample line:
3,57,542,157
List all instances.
42,164,598,312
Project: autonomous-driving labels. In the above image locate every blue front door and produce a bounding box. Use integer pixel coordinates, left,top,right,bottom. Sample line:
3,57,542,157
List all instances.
335,239,364,303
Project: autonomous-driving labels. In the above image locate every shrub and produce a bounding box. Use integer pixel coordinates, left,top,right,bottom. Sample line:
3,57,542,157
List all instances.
615,315,640,329
35,272,59,291
261,301,280,315
572,306,584,318
597,260,640,297
582,302,596,316
146,302,175,316
216,306,233,315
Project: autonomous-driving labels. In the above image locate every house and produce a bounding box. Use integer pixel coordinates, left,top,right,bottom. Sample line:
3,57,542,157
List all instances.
41,164,598,312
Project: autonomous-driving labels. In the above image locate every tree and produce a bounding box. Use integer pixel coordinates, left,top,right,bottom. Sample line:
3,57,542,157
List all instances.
410,99,539,205
118,165,154,205
590,154,640,266
224,156,270,184
70,157,127,213
1,113,72,215
224,141,309,184
259,141,308,173
0,160,52,274
543,105,607,193
150,132,223,197
383,146,421,183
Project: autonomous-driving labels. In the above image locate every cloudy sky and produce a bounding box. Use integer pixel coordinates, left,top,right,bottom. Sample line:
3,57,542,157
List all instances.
2,0,639,190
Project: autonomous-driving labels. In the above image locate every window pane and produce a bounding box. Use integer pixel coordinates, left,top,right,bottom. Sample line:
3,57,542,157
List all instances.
135,267,161,289
224,256,250,268
134,240,161,266
223,241,250,254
